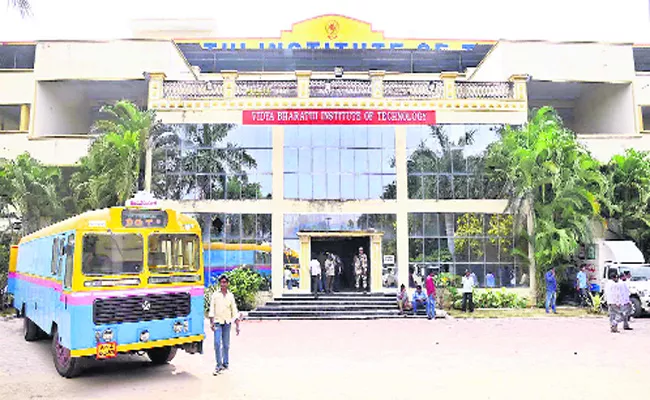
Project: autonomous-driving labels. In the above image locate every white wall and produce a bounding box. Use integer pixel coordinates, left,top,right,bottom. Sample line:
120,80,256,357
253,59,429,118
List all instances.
34,40,195,81
0,71,35,104
0,134,91,165
573,83,636,134
579,134,650,162
32,82,92,137
472,41,636,83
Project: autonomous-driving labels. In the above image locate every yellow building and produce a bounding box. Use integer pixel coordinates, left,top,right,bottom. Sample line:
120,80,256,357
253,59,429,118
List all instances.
1,15,649,298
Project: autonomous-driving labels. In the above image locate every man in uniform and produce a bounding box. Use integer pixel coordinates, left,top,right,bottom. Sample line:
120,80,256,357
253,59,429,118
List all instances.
354,247,369,292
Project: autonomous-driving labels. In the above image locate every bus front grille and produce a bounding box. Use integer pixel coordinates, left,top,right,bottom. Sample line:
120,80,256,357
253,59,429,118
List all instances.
93,292,192,325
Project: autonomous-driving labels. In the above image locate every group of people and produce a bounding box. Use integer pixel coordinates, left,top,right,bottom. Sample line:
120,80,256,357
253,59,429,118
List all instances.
396,269,477,318
309,247,369,296
605,270,634,333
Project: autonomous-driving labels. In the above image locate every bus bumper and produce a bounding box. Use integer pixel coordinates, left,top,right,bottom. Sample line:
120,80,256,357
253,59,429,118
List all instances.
70,334,204,358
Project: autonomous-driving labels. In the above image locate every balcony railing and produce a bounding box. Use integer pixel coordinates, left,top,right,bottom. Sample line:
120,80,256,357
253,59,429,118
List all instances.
235,80,298,98
309,79,372,98
384,80,444,99
163,80,224,99
158,75,523,102
456,81,514,99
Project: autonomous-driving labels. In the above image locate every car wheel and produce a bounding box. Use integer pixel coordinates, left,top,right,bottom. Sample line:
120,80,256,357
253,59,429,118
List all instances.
631,297,643,318
52,327,82,378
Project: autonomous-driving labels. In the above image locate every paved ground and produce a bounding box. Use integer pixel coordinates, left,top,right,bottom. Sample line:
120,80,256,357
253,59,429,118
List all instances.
1,315,649,400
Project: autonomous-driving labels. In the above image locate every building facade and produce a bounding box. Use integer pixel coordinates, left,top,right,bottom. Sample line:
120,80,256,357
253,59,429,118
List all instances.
1,15,650,298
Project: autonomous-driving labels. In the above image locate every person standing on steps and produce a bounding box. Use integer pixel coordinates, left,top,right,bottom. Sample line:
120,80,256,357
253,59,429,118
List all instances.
332,252,343,292
545,267,557,314
425,270,437,320
461,270,475,313
324,253,336,293
354,247,369,293
310,257,322,299
209,275,241,376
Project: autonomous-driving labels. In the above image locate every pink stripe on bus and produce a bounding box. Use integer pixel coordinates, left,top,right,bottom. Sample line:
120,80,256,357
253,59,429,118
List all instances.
62,286,205,306
10,272,62,291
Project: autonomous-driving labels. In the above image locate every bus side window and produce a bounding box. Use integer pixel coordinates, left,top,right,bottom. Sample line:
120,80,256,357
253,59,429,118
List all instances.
51,237,60,275
64,234,75,289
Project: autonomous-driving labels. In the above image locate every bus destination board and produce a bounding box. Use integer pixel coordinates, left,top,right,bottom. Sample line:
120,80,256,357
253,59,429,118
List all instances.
121,210,168,228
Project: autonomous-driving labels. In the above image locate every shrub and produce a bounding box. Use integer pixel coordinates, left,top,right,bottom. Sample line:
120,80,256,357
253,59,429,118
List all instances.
471,288,528,309
587,292,604,314
434,273,462,310
204,267,265,313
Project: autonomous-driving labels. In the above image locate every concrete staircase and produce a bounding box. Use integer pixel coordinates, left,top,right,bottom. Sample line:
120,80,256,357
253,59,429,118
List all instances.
247,292,447,320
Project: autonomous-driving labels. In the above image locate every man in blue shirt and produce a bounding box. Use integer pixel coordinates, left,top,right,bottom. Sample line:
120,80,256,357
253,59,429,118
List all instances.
412,285,427,316
486,272,496,288
545,267,557,314
576,266,588,306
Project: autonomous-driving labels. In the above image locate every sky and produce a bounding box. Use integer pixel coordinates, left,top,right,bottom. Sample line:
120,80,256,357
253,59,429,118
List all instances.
0,0,649,42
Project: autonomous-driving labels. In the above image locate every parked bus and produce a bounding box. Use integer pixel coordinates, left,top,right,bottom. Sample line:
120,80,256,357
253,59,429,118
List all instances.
7,199,205,378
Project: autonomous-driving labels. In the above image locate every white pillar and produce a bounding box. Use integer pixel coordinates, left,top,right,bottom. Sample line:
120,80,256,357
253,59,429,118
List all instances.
271,126,285,298
395,126,409,289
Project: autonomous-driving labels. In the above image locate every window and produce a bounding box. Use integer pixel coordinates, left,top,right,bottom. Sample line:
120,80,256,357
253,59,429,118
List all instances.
82,233,144,275
642,106,650,132
51,237,60,275
0,45,35,69
64,234,75,289
284,126,396,200
406,124,504,199
0,105,24,132
153,124,273,200
148,234,200,273
408,212,525,288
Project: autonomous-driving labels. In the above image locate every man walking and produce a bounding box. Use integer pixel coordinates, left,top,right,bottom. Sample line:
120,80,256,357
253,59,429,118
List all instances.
620,271,633,330
354,247,369,292
461,270,475,313
310,257,322,299
545,267,557,314
324,253,336,294
606,270,624,333
208,275,241,375
425,270,437,320
576,266,589,307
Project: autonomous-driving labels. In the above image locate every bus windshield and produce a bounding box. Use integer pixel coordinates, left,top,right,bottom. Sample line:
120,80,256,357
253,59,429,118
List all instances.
148,233,200,274
82,233,144,275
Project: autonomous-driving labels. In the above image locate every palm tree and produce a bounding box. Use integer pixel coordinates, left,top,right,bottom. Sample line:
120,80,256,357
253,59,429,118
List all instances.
485,107,605,301
0,153,64,234
70,131,140,212
7,0,31,17
92,100,161,192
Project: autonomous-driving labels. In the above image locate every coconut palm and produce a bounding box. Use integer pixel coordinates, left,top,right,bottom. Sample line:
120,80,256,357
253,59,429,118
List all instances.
485,107,605,300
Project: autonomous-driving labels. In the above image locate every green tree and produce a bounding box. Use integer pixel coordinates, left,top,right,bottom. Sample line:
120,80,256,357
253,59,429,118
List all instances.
92,100,161,192
455,213,484,258
0,153,64,234
485,107,605,301
600,149,650,257
70,131,140,212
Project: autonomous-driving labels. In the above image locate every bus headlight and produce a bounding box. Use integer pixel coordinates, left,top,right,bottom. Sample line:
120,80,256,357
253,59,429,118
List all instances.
140,330,150,342
173,322,183,333
102,328,114,342
183,320,189,332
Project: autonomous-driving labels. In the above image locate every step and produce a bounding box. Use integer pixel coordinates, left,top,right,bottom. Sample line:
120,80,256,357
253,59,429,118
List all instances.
266,301,397,307
277,292,395,298
256,305,397,312
247,311,447,320
275,296,397,302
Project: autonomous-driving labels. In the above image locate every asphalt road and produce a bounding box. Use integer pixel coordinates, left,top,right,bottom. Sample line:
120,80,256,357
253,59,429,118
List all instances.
1,315,649,400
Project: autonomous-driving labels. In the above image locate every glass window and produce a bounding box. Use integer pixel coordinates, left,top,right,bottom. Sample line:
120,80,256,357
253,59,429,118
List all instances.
148,234,200,273
82,234,144,275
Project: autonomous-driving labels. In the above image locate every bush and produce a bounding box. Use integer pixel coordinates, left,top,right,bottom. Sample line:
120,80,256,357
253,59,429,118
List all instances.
453,288,528,309
204,267,264,313
434,273,462,310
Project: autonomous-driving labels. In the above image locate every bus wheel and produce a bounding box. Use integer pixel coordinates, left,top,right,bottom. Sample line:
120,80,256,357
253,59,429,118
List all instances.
23,316,39,342
51,327,81,378
631,297,643,318
147,346,177,365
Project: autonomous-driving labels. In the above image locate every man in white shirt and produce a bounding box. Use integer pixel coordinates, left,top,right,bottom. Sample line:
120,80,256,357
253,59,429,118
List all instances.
208,275,241,375
605,271,624,333
461,270,475,313
310,258,321,298
619,271,633,330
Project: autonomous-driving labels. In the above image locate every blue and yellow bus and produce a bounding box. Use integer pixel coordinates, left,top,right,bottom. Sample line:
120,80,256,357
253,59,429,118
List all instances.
7,203,205,378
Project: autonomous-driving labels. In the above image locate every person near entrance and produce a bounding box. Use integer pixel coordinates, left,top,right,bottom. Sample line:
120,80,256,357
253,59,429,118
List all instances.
461,270,475,313
354,247,369,292
332,252,343,292
324,253,336,293
208,275,241,375
425,271,437,320
310,258,322,298
412,285,427,315
396,284,411,314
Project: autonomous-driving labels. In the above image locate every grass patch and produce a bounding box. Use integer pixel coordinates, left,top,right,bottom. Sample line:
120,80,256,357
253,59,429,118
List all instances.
448,307,602,319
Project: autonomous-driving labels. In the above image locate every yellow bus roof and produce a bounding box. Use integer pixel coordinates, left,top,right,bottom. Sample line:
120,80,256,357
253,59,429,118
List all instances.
19,207,199,244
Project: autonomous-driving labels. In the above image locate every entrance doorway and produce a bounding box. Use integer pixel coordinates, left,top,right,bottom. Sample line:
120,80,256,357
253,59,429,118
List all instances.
311,236,370,292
